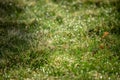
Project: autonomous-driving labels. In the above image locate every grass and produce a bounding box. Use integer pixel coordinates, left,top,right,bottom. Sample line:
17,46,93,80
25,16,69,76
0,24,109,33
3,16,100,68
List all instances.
0,0,120,80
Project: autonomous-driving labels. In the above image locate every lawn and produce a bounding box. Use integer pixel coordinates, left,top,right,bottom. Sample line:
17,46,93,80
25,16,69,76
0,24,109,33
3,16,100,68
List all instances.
0,0,120,80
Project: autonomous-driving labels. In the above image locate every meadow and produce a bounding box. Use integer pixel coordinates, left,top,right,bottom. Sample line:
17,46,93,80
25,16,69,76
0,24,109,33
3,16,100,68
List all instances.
0,0,120,79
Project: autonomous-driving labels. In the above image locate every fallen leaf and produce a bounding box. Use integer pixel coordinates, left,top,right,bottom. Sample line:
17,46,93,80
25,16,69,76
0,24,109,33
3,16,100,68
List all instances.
102,32,109,38
99,43,104,49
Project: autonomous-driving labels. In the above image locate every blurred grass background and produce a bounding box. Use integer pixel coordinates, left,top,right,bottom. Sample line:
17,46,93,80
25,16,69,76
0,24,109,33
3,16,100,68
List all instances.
0,0,120,80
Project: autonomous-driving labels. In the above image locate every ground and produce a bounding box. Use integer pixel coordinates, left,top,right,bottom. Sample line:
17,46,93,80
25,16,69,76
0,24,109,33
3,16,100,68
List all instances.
0,0,120,80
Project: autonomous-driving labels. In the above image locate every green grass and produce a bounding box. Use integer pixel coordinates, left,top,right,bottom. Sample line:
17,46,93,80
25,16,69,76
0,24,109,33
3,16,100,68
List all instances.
0,0,120,80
